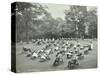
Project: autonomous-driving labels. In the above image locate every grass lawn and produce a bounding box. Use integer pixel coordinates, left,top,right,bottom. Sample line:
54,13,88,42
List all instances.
16,39,97,73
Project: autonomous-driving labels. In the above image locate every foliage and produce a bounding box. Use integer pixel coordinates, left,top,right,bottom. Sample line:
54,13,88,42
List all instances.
11,2,97,42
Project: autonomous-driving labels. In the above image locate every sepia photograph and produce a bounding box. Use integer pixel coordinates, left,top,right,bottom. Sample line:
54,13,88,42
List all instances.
11,2,97,73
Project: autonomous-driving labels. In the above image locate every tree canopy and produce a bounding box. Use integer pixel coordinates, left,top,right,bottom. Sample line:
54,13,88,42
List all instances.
11,2,97,42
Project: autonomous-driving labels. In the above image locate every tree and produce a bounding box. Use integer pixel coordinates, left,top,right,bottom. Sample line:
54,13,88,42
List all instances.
86,8,97,38
64,6,87,38
12,2,49,42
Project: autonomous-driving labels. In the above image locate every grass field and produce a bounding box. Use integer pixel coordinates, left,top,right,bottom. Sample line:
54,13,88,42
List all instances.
16,39,97,73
